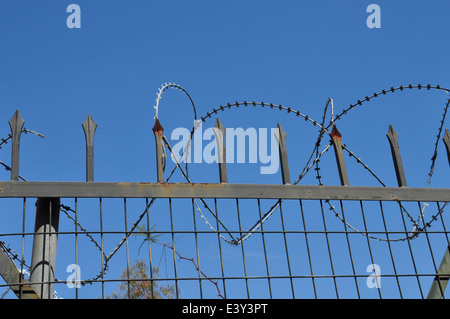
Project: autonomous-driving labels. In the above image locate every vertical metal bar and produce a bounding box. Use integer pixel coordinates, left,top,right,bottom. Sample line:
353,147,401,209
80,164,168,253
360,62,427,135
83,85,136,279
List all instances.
145,197,155,299
236,199,250,298
427,201,450,299
74,197,79,299
330,125,349,186
29,197,60,299
436,201,450,297
214,198,227,298
318,199,339,298
19,198,26,299
278,202,295,298
9,110,25,181
298,199,317,298
191,198,203,298
257,199,272,298
124,198,131,299
359,200,382,298
397,202,423,298
417,201,444,299
386,125,407,187
82,114,97,182
99,197,105,299
274,123,291,184
338,200,360,298
168,198,179,298
378,201,403,298
47,200,53,299
153,119,164,183
214,118,228,183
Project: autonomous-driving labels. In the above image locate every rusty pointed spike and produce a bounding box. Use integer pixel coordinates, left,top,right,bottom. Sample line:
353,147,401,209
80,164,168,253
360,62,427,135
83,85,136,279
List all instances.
443,129,450,168
330,125,349,186
82,114,97,182
330,125,342,140
153,118,164,182
9,110,25,181
214,118,228,183
386,124,407,187
152,118,164,133
275,123,290,184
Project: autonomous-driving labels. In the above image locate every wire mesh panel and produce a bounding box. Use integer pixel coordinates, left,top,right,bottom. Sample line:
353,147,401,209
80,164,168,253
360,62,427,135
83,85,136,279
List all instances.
1,194,449,299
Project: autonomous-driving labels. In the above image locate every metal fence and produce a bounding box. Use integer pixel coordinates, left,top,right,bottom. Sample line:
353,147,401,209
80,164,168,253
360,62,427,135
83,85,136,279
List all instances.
1,83,450,299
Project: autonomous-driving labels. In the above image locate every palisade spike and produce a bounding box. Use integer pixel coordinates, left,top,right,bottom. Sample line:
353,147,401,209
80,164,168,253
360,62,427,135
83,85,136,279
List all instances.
9,110,25,181
213,118,228,183
274,123,291,185
387,124,407,187
330,125,349,186
82,114,97,182
443,129,450,168
153,118,164,183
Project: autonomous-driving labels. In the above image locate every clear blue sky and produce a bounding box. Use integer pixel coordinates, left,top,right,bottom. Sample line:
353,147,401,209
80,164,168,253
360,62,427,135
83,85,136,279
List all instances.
0,0,449,186
1,0,450,299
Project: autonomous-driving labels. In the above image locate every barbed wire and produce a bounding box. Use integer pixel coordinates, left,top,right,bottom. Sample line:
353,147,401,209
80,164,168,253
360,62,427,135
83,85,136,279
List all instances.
177,83,450,244
154,82,197,121
328,84,450,129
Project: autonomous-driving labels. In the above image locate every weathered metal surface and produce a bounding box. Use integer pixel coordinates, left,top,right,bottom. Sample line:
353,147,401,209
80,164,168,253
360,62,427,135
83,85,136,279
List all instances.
274,123,291,185
214,118,228,183
29,197,60,299
82,114,97,182
0,181,449,201
330,125,349,186
153,118,164,183
443,129,450,168
387,124,407,187
0,244,39,299
8,110,24,182
427,245,450,299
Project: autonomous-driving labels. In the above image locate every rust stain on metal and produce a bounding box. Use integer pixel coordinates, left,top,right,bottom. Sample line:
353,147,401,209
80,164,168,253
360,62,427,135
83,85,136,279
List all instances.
152,118,164,133
330,125,342,140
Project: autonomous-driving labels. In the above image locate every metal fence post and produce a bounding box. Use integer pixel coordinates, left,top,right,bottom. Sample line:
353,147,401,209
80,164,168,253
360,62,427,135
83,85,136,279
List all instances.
213,118,228,183
9,110,24,181
386,124,407,187
274,123,291,184
330,125,349,186
443,129,450,167
82,114,97,182
29,197,60,299
153,118,164,182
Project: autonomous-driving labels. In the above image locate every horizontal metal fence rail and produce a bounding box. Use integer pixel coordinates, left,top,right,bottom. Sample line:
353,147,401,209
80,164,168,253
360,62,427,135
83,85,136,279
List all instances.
1,182,450,202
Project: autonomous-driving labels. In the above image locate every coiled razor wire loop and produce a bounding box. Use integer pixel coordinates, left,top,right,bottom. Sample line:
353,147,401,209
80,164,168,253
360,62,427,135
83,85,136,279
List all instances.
327,84,450,129
154,82,197,121
183,83,450,244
